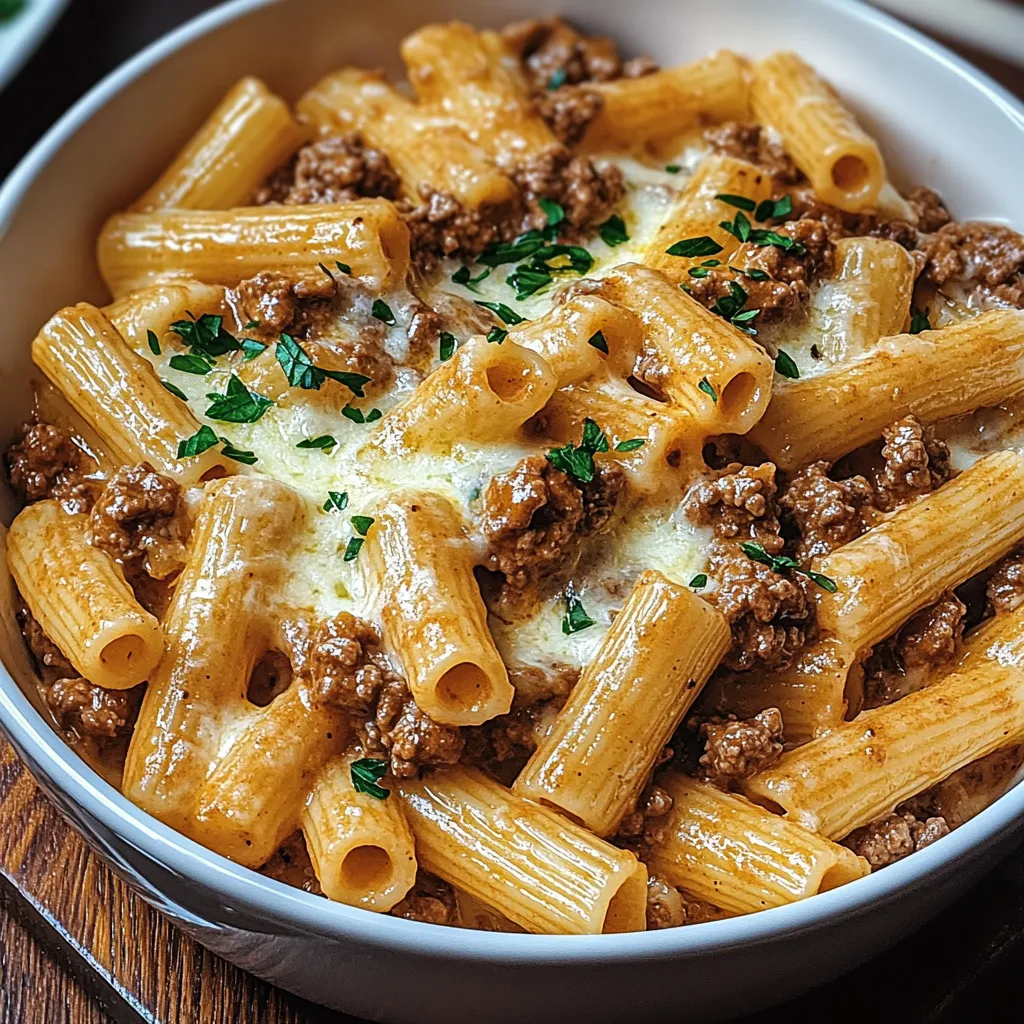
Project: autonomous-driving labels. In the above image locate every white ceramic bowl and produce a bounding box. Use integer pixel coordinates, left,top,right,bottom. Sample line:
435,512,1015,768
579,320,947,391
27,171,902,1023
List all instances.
0,0,68,93
1,2,1023,1021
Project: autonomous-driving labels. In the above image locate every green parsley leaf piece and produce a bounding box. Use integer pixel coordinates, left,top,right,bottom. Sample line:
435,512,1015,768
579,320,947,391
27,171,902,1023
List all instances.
486,326,508,344
581,418,609,454
322,491,349,513
220,440,258,465
169,312,240,359
297,435,337,451
598,214,629,247
588,330,609,354
243,320,261,330
546,443,595,484
177,424,219,459
277,333,370,396
719,211,752,243
688,267,712,279
439,332,457,361
506,265,552,301
371,299,396,325
350,757,390,799
538,197,565,227
737,267,770,281
342,404,382,424
475,300,525,326
689,573,708,589
909,309,931,334
740,541,838,592
666,236,724,259
614,438,647,452
205,374,274,424
698,376,718,404
452,264,491,292
322,368,372,397
241,338,267,361
335,261,352,275
561,591,595,635
351,515,375,536
365,408,382,423
806,570,839,593
747,229,807,256
147,330,161,355
168,353,213,376
160,379,188,401
665,164,682,174
343,536,365,562
477,231,547,267
547,68,567,90
775,350,800,379
716,193,757,213
732,308,761,324
754,195,793,222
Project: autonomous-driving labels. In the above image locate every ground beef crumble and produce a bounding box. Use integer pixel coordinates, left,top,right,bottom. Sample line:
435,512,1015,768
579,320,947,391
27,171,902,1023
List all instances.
704,122,803,186
873,415,952,512
644,876,724,929
843,811,950,869
20,609,75,679
89,463,188,581
45,677,141,739
6,422,93,511
390,871,459,926
614,781,674,847
255,134,401,206
918,220,1024,307
309,613,464,778
987,548,1024,615
695,708,784,784
400,185,507,264
535,86,605,147
480,454,624,618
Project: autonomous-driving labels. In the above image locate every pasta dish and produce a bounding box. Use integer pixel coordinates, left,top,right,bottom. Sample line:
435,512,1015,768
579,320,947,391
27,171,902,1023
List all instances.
7,16,1024,935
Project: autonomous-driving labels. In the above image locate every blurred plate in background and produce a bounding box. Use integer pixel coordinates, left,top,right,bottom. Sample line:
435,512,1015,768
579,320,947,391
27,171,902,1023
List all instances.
0,0,69,92
872,0,1024,66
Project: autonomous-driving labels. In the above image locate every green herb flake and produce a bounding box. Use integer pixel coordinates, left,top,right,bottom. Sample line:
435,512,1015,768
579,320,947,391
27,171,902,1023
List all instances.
486,326,508,345
538,196,565,227
754,195,793,222
545,418,612,484
176,424,219,459
698,376,718,404
561,590,595,635
547,68,567,90
716,193,757,213
909,309,931,335
243,320,261,330
241,338,267,361
322,491,349,513
665,164,682,174
737,267,770,281
277,333,370,396
719,211,752,244
168,353,213,376
161,379,188,401
343,537,365,562
351,515,375,537
598,214,629,247
297,435,337,452
439,332,457,361
475,300,525,326
666,236,724,259
350,757,390,799
689,573,708,589
205,374,274,424
614,438,647,452
588,330,609,354
147,330,161,356
169,312,240,360
452,264,491,292
740,541,838,592
371,299,396,325
342,405,382,424
775,350,800,379
220,440,258,465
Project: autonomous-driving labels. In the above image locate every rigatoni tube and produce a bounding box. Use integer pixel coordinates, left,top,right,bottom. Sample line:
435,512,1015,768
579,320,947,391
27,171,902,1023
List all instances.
648,774,869,913
365,490,513,726
104,280,227,358
515,571,730,836
398,766,648,935
7,501,162,690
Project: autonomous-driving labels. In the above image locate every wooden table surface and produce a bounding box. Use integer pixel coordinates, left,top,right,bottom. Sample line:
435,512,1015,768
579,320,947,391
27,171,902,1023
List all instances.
3,3,1024,1022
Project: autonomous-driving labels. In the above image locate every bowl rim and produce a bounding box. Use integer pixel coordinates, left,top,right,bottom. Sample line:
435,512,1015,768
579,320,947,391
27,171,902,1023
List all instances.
2,0,1024,965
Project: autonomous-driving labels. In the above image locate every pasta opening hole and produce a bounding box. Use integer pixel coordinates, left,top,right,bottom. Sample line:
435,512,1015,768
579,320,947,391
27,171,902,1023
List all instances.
485,363,531,403
99,635,146,676
247,649,293,707
831,155,870,194
627,375,667,403
199,465,230,482
718,373,756,420
820,860,862,893
437,662,491,710
603,865,648,933
666,448,682,469
341,845,393,890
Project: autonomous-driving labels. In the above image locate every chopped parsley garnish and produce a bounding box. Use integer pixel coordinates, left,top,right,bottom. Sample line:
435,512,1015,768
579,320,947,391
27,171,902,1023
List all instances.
716,193,757,213
241,338,267,361
710,280,761,334
598,214,629,247
452,264,491,292
547,68,567,90
439,331,457,361
719,210,752,243
748,228,806,255
665,164,682,174
343,537,365,561
351,515,375,536
475,300,525,326
205,374,274,424
243,320,261,330
371,299,396,325
343,515,375,562
486,327,508,344
160,379,188,401
689,573,708,589
297,435,337,452
322,490,349,512
147,330,161,356
335,261,352,275
538,196,565,226
177,424,219,459
755,195,793,222
350,757,390,799
698,376,718,403
505,243,594,300
561,590,595,635
588,330,609,354
506,265,553,300
342,405,382,424
740,541,838,592
736,267,770,281
477,230,551,267
909,308,931,334
614,438,647,452
277,333,370,396
690,258,724,279
775,350,800,379
168,353,213,375
169,312,240,361
666,236,724,259
546,417,609,484
220,440,258,465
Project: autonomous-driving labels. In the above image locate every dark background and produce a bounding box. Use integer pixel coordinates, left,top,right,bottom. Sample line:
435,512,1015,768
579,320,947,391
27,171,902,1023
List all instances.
3,2,1024,1021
